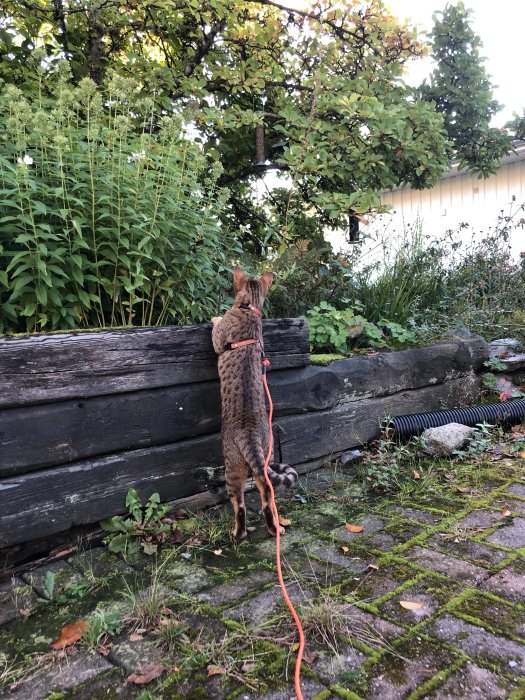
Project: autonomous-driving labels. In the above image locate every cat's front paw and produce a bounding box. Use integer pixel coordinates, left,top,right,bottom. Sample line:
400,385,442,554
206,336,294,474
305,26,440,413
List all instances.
211,316,223,327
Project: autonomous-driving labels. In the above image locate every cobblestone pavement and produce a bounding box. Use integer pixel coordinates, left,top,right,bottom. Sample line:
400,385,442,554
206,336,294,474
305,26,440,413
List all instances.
1,462,524,699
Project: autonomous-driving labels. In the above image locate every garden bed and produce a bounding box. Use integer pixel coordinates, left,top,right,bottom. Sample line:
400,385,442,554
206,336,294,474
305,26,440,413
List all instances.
0,323,489,550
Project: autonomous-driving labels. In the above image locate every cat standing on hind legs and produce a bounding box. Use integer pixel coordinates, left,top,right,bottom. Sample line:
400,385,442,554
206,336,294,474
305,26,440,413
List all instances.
212,267,298,541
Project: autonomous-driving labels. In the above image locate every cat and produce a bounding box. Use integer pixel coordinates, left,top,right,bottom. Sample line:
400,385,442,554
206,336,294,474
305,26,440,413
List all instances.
211,267,298,541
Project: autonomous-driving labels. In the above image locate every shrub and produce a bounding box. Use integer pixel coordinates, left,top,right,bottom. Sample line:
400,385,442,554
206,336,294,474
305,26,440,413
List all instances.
0,66,236,333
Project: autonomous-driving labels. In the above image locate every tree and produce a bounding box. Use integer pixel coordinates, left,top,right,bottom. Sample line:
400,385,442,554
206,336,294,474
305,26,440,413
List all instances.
1,1,451,248
420,1,511,177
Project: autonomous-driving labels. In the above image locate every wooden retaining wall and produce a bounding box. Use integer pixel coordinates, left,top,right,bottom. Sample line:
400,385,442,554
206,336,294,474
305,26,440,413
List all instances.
0,323,488,548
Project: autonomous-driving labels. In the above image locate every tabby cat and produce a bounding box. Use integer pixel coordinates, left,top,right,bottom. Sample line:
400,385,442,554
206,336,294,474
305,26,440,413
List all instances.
212,268,298,540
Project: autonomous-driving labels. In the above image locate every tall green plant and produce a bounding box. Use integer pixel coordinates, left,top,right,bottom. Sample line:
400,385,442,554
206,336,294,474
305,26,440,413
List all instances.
0,66,236,333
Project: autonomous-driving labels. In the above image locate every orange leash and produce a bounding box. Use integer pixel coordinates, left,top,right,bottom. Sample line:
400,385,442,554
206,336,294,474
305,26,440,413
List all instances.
262,359,305,700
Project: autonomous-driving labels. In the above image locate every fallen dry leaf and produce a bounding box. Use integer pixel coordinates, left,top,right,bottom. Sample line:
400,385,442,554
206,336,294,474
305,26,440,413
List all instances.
19,608,31,618
241,661,256,673
457,487,470,493
50,620,88,650
213,549,223,556
399,600,424,611
519,451,525,460
367,563,379,570
412,470,421,480
141,541,158,556
501,506,512,518
292,642,300,652
127,663,165,685
96,643,112,656
345,524,364,533
128,632,144,642
303,651,319,664
340,546,350,554
279,516,292,527
207,665,226,677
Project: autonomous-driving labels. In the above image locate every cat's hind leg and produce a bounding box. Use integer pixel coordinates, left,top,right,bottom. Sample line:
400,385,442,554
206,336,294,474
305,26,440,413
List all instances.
254,475,285,538
225,459,249,541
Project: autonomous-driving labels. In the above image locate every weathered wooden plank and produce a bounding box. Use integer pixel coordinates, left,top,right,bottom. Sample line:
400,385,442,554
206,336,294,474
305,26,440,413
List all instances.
0,381,222,476
274,374,482,465
0,433,224,548
0,374,482,547
0,318,309,408
0,338,487,476
269,338,488,416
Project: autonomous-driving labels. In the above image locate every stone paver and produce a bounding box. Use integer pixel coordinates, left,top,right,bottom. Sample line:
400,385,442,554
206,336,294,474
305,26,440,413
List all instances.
223,581,314,627
367,636,462,700
485,516,525,548
426,661,517,699
425,533,508,567
197,570,275,606
379,577,461,625
481,558,525,602
4,652,114,700
506,483,525,498
2,460,525,700
402,545,491,584
0,577,37,625
425,613,525,672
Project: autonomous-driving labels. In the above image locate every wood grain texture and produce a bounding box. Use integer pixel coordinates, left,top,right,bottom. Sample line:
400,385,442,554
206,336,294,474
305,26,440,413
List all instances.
0,374,482,547
0,338,487,476
0,318,309,408
268,338,488,416
0,433,223,548
274,374,482,466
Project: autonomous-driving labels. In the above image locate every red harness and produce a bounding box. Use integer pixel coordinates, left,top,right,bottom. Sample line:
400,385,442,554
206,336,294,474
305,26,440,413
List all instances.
226,302,265,358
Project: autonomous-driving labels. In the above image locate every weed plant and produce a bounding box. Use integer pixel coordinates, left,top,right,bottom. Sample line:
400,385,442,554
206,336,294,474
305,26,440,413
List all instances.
270,207,525,352
0,63,236,333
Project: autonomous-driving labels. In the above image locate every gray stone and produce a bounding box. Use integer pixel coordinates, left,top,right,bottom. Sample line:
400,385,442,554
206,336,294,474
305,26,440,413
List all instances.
384,505,438,524
20,561,83,600
427,662,516,699
506,483,525,498
454,509,503,530
402,546,490,584
242,679,330,699
311,646,366,685
426,613,525,672
379,579,460,624
482,560,525,602
504,499,525,517
223,582,313,627
425,534,509,567
4,652,114,700
108,637,159,674
486,517,525,548
330,516,385,543
68,546,132,578
197,571,275,606
0,577,37,625
307,541,371,573
489,338,522,356
422,423,476,456
367,637,459,700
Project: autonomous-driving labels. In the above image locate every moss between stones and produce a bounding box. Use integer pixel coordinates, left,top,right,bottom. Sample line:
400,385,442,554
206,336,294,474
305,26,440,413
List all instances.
452,591,525,639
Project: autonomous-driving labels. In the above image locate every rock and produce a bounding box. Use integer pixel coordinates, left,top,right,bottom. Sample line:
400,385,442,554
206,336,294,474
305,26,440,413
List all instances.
489,338,522,357
340,449,363,465
422,423,476,456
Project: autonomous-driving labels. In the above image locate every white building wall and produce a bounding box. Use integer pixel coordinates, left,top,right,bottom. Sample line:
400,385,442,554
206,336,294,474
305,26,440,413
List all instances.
378,154,525,254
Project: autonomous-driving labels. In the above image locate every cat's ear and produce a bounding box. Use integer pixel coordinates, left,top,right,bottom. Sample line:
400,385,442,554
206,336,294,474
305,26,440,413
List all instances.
260,271,274,295
233,267,248,293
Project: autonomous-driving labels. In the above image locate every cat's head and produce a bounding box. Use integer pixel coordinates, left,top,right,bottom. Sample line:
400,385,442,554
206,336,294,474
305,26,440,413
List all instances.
233,267,273,310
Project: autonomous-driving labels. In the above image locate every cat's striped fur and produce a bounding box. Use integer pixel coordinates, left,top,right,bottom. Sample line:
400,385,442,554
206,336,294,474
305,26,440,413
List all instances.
211,268,298,540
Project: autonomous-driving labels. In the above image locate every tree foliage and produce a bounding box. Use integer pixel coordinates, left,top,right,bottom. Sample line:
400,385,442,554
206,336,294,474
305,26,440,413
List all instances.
1,0,451,248
420,1,511,177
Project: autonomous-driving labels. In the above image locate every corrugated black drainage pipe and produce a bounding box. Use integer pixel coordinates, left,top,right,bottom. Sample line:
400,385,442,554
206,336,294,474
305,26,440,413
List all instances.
389,399,525,440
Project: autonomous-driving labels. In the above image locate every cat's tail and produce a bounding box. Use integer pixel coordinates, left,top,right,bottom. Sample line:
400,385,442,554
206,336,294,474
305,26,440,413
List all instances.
241,439,298,488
